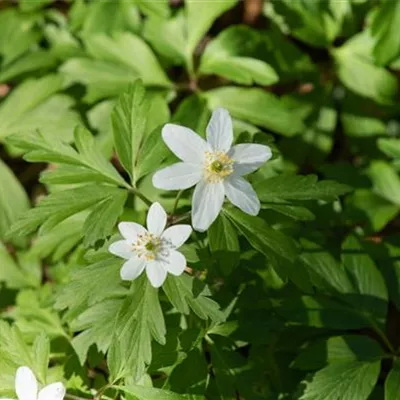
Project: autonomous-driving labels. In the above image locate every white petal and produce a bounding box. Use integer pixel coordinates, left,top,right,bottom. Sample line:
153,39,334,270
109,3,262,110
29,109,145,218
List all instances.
15,367,37,400
207,108,233,152
146,261,167,288
229,143,272,176
38,383,65,400
118,222,147,241
192,180,225,232
147,202,167,236
152,162,202,190
161,225,192,249
224,176,260,216
165,250,187,276
120,257,146,281
108,240,132,260
162,124,209,163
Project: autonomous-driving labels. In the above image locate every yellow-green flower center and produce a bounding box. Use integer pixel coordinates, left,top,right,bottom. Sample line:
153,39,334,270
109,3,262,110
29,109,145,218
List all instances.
145,241,156,251
204,151,234,183
132,233,163,261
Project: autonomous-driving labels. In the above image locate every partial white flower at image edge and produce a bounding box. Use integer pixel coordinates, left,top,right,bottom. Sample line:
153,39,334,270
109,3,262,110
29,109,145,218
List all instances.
152,108,272,232
0,366,65,400
109,202,192,288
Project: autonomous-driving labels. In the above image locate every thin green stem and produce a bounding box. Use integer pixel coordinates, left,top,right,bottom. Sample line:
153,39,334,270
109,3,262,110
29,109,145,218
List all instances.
129,187,153,207
65,394,88,400
172,211,191,224
172,190,184,215
371,321,395,354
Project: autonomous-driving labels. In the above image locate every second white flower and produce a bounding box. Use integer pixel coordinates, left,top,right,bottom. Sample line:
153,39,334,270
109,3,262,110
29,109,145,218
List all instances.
152,108,272,231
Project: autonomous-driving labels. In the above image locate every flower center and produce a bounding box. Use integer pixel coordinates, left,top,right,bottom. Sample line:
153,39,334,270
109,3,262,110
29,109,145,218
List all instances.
132,233,171,261
204,151,234,183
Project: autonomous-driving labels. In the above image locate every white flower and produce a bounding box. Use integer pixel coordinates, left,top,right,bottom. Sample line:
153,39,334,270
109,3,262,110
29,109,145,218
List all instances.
108,202,192,288
152,108,272,231
0,366,65,400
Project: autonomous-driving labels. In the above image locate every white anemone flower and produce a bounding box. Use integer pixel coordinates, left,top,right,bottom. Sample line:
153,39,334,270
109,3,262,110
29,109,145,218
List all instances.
152,108,272,231
0,366,65,400
108,202,192,288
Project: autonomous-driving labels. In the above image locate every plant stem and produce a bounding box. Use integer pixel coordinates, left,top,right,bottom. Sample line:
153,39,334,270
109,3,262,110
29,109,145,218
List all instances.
372,321,395,354
65,394,88,400
172,211,191,224
129,187,153,207
172,190,184,215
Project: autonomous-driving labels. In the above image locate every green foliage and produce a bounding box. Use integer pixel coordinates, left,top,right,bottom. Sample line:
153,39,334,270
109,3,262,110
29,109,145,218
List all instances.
1,1,400,399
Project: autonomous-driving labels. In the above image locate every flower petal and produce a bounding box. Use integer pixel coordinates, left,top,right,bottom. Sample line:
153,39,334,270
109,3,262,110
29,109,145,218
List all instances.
120,257,146,281
162,124,208,163
147,202,167,235
118,222,147,242
206,108,233,152
229,143,272,176
161,225,192,249
192,180,225,232
108,240,132,260
152,162,202,190
146,261,167,288
224,176,260,216
15,367,37,400
38,383,65,400
165,250,187,276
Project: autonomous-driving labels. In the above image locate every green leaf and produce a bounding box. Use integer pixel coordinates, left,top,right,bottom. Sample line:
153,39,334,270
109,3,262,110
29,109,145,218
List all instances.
0,321,34,373
371,1,400,65
185,0,238,58
76,0,140,37
0,159,29,242
19,0,51,11
341,235,388,324
300,242,354,295
172,95,211,135
205,87,305,136
271,0,339,47
7,185,127,244
135,0,170,18
32,334,50,384
61,33,171,102
29,214,84,262
112,80,148,181
82,188,127,247
378,138,400,159
0,75,81,142
333,36,398,104
346,189,398,232
254,174,351,202
279,295,378,330
163,274,224,323
0,9,40,66
143,12,186,64
112,82,169,183
0,243,41,289
224,208,298,262
293,335,384,370
7,126,127,188
8,290,66,342
200,25,278,85
55,257,125,315
108,276,166,381
300,361,380,400
368,161,400,206
208,213,240,274
117,384,201,400
0,50,58,84
385,359,400,400
71,299,123,365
